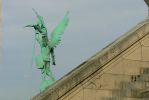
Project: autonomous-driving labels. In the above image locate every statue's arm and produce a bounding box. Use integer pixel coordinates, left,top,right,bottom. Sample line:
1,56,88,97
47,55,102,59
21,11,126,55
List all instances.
24,24,34,28
32,8,47,30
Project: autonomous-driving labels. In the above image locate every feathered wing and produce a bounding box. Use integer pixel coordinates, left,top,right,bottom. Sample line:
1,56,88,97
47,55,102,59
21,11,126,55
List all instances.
48,11,69,48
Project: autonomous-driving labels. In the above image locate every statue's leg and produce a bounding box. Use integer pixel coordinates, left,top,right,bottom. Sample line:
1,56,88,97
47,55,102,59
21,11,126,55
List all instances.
41,69,46,80
45,61,55,81
48,68,55,82
50,48,56,65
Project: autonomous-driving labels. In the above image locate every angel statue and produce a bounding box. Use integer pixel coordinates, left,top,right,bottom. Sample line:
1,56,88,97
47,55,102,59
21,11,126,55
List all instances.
25,9,69,91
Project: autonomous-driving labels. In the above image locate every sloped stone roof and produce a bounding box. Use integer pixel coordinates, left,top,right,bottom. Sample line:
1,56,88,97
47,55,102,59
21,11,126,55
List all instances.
31,18,149,100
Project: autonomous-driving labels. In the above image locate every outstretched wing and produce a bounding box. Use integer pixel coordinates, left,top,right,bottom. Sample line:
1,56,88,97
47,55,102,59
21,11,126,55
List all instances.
48,11,69,48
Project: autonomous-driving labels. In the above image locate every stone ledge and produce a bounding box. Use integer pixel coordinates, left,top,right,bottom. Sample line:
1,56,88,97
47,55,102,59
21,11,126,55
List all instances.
32,19,149,100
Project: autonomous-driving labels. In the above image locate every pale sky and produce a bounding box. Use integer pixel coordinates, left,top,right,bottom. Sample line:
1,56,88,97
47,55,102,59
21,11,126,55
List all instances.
1,0,147,100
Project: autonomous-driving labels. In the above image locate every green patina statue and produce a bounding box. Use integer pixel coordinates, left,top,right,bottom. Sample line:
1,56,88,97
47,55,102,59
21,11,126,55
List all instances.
25,9,69,91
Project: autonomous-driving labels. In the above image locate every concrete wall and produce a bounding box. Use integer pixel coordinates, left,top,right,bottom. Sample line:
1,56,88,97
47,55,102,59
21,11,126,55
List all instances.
59,22,149,100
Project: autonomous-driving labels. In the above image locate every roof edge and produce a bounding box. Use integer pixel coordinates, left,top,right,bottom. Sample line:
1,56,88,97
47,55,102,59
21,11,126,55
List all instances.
32,18,149,100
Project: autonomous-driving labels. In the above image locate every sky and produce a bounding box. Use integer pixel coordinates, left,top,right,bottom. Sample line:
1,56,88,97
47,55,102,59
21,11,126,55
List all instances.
1,0,148,100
